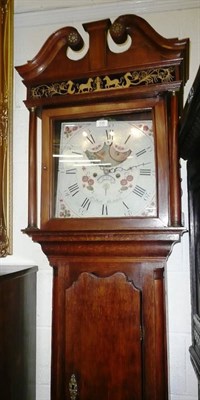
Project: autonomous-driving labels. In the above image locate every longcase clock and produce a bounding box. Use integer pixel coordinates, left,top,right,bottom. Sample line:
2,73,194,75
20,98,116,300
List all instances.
16,14,189,400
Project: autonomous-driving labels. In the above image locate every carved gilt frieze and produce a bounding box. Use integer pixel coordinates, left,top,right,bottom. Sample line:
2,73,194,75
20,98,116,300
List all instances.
31,66,175,99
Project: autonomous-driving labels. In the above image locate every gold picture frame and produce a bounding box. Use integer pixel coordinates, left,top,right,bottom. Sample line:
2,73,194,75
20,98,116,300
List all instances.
0,0,13,256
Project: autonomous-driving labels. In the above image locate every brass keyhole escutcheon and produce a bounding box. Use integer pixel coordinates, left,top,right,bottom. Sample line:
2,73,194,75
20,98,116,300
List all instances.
69,374,78,400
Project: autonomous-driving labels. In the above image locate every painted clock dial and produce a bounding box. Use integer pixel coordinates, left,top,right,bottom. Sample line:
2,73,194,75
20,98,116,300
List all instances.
53,114,157,218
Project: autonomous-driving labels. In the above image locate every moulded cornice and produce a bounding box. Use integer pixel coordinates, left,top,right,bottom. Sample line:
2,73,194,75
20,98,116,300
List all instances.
23,227,185,259
16,14,189,88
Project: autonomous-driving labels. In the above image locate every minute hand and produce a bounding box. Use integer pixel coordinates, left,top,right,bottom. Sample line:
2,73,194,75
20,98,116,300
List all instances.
110,162,151,173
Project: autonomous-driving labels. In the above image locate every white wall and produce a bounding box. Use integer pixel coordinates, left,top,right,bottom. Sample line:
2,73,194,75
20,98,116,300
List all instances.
1,3,199,400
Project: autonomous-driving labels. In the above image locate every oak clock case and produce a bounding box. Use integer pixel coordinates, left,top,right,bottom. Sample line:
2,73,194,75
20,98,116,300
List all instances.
16,14,189,400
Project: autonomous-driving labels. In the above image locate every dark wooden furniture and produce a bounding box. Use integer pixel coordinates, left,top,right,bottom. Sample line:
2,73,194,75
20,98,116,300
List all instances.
16,14,189,400
179,65,200,396
0,265,37,400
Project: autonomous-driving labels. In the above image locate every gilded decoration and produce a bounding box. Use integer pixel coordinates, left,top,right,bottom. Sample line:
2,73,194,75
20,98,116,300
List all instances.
0,0,13,256
31,66,175,99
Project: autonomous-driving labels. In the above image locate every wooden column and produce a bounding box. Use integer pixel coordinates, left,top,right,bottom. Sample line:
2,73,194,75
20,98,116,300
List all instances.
169,91,182,226
28,107,37,228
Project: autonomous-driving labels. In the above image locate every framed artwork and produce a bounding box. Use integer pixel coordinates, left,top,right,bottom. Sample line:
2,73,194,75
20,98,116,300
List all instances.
0,0,13,256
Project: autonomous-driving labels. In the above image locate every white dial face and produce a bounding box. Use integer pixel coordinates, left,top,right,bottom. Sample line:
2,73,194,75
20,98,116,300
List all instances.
54,117,157,218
